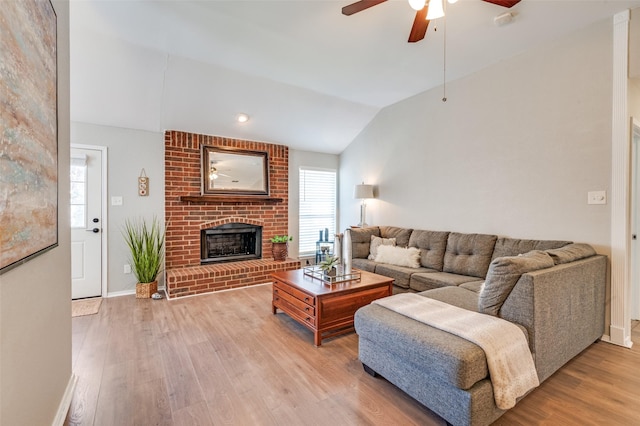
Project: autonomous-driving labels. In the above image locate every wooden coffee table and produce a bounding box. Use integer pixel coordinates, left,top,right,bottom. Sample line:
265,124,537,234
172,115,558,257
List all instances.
271,268,393,346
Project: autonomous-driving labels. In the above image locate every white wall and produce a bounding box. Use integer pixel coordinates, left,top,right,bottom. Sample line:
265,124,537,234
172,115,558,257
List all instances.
340,17,613,254
631,78,640,119
288,149,340,260
0,1,72,424
71,122,165,296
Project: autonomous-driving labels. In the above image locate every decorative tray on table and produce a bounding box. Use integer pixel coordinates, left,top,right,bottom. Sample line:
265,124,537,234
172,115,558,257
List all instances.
303,265,361,285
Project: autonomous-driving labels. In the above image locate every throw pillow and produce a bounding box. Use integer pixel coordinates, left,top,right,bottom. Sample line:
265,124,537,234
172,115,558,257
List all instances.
479,250,555,316
368,235,396,260
374,245,421,268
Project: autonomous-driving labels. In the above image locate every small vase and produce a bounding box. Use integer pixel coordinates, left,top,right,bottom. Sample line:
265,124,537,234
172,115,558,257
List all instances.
272,242,288,261
323,267,337,280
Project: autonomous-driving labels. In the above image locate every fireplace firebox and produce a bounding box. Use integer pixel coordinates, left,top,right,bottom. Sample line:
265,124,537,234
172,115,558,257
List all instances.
201,223,262,264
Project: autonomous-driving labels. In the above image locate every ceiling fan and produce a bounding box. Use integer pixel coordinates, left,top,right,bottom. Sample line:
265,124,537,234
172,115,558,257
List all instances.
342,0,521,43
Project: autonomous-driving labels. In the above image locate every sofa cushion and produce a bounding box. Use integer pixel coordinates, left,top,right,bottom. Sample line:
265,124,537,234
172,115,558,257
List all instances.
459,280,485,294
368,235,396,260
375,245,421,268
350,227,380,259
374,264,436,289
352,257,377,272
491,237,571,261
479,250,555,316
443,233,498,278
545,243,596,265
379,226,413,247
354,302,488,390
421,286,480,312
408,229,449,270
409,272,478,292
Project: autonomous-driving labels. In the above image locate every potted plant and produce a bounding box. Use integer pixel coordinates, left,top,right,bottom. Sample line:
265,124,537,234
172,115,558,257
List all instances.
319,255,339,279
271,235,292,261
123,217,165,298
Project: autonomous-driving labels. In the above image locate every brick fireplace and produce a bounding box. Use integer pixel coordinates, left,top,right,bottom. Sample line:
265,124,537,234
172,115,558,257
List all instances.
164,130,300,298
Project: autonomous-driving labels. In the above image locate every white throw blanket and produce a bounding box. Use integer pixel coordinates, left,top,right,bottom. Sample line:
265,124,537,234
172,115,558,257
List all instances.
373,293,539,410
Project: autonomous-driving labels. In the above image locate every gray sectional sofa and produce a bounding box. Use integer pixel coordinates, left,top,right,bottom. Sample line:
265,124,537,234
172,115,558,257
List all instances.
351,226,607,426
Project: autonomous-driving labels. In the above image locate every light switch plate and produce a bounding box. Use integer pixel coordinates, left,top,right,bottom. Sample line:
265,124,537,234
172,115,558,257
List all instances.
587,191,606,205
111,196,123,206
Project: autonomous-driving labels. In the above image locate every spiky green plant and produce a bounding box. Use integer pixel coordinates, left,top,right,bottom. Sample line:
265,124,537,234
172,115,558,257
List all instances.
122,217,165,284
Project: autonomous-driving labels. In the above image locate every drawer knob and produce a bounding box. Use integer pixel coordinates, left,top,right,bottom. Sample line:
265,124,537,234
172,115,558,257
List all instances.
305,307,310,312
304,297,309,302
305,317,311,322
274,289,279,294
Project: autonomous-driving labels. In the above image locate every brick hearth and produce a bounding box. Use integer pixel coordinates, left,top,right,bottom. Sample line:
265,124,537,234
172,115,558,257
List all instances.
164,130,300,298
166,258,300,297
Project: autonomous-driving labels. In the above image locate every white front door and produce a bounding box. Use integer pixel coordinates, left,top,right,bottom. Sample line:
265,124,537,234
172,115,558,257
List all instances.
71,147,103,299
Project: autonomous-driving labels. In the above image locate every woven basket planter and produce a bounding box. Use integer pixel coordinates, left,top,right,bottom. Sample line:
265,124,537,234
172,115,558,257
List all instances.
272,242,288,261
136,280,158,299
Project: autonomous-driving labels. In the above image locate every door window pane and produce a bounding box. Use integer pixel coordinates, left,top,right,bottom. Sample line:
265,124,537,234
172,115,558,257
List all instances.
70,161,87,228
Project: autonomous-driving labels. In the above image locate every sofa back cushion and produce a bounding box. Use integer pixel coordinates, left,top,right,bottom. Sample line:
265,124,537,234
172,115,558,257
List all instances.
491,237,571,261
368,235,396,260
408,230,449,270
350,227,380,259
545,243,596,264
479,250,555,316
379,226,413,247
443,232,498,278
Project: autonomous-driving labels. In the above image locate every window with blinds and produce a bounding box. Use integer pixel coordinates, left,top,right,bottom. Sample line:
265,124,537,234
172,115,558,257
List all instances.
299,168,337,256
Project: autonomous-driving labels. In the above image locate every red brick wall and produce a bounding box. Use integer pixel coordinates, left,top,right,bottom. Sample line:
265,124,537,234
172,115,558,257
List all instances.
164,130,289,270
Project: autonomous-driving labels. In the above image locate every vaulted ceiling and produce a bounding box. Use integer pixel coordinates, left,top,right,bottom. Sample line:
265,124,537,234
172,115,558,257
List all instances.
70,0,640,154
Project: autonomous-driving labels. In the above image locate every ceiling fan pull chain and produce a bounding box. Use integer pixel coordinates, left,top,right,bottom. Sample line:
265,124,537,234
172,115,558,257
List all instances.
442,6,447,102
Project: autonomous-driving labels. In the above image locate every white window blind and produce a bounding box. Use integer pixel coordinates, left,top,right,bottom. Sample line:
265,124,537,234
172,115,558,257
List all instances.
299,168,337,256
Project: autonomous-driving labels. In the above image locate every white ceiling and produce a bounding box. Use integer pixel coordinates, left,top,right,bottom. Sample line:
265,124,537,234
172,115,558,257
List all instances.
70,0,640,154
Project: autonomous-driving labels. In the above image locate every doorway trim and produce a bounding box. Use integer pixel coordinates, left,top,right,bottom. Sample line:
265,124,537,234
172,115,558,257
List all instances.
609,9,632,348
71,143,108,297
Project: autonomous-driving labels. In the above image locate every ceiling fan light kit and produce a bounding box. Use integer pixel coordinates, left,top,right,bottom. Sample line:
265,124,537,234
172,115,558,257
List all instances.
342,0,521,43
408,0,426,11
425,0,445,20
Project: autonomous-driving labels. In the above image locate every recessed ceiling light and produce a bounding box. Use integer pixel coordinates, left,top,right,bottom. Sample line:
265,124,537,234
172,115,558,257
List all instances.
236,113,249,123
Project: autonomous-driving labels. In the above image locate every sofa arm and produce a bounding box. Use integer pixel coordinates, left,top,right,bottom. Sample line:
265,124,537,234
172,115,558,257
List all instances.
499,254,606,383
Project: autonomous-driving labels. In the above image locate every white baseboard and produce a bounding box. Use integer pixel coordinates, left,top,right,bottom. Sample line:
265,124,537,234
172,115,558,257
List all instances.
52,374,77,426
600,333,634,348
106,289,136,298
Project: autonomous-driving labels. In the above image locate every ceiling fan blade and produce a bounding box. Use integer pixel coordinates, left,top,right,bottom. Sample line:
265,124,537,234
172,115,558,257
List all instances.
342,0,388,16
482,0,521,8
408,7,429,43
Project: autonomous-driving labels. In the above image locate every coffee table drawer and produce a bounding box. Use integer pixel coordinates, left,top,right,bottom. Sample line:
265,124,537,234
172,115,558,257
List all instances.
273,285,315,316
273,282,315,306
274,297,316,327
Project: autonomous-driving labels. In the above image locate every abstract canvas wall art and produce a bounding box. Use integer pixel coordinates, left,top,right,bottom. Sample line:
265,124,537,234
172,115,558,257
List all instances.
0,0,58,274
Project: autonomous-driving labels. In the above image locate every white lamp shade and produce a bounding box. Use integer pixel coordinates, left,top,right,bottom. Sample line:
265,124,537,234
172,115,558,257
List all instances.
408,0,426,10
354,184,374,199
426,0,444,20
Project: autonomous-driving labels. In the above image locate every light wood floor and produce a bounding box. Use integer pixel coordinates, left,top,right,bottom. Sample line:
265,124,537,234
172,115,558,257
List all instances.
66,285,640,426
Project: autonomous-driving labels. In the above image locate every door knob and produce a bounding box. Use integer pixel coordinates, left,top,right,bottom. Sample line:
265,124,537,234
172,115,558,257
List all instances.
92,218,100,223
86,228,100,233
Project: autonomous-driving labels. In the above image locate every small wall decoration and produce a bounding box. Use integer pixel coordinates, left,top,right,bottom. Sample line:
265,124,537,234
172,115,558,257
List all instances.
0,0,58,274
138,169,149,196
